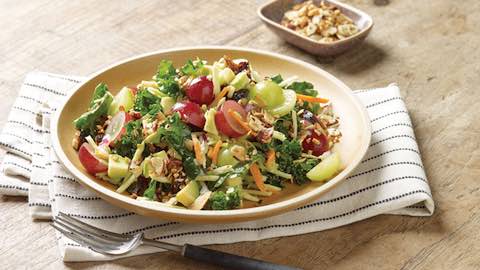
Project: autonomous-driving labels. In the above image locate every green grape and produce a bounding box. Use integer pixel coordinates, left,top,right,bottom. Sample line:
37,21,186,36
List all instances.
217,148,239,167
250,80,285,109
270,90,296,117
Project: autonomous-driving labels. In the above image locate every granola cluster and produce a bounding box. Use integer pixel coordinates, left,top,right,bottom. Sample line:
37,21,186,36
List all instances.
281,1,359,43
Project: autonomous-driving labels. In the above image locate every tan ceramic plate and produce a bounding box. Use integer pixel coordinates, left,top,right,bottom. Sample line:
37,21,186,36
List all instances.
258,0,374,56
51,46,371,223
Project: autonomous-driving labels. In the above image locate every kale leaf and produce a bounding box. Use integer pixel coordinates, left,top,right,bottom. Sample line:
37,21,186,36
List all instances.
73,83,113,136
153,114,201,179
287,81,318,97
290,159,319,185
89,83,108,108
180,59,205,76
270,74,283,84
112,120,143,158
156,60,177,80
273,139,317,185
143,180,157,200
134,88,162,116
209,187,241,210
155,60,181,98
264,172,285,188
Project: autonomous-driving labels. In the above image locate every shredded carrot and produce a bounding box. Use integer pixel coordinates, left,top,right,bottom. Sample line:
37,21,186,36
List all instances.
211,86,230,106
266,149,276,168
211,140,222,165
192,137,203,163
250,163,266,192
207,146,214,159
227,109,251,133
296,94,329,103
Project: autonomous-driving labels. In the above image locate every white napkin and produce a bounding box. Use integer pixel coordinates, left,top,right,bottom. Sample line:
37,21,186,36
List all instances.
0,72,434,262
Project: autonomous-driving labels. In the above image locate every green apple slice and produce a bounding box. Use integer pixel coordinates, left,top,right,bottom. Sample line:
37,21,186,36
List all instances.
306,152,341,182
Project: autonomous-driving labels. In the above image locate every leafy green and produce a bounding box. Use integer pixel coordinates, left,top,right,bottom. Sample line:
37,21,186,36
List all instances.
156,60,177,80
151,114,201,179
264,172,285,188
209,187,241,210
295,100,320,115
90,83,108,108
272,139,319,185
291,159,319,185
287,81,318,97
271,74,283,84
134,88,162,116
213,162,249,189
180,59,205,76
273,114,295,138
112,120,143,158
143,180,157,200
73,83,113,136
155,60,181,98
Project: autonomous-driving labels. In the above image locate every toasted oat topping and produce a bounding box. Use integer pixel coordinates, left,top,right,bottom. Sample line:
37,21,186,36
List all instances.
281,1,359,42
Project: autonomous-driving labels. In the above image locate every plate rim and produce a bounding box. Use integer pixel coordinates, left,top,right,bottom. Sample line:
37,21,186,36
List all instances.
51,46,371,223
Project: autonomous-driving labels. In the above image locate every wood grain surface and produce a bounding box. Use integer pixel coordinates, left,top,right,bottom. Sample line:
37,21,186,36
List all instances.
0,0,479,269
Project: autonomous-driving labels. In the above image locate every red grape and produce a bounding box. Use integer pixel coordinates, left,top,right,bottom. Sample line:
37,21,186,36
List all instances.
221,100,247,136
172,101,206,128
302,130,329,156
214,111,244,138
186,76,214,105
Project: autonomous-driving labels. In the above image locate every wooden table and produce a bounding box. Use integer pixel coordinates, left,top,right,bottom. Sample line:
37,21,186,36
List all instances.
1,0,479,269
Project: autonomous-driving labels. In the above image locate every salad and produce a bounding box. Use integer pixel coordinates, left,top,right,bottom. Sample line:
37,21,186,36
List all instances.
72,56,342,210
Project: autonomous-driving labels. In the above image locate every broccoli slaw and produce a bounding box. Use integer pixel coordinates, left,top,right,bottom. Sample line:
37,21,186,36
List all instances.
72,56,342,210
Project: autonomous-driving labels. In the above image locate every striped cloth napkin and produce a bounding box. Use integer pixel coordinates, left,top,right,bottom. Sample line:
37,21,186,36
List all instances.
0,72,434,262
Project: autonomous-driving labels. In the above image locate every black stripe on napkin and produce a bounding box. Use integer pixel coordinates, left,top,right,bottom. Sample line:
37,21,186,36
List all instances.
0,142,31,157
24,82,67,96
7,120,44,133
361,148,420,163
371,123,413,135
365,97,403,109
2,132,34,144
347,161,423,180
45,74,82,83
0,184,28,191
18,95,44,105
371,110,409,122
53,175,78,183
12,106,40,116
370,134,416,147
3,161,32,172
30,181,48,186
54,193,101,201
298,175,427,210
66,212,136,220
28,202,51,207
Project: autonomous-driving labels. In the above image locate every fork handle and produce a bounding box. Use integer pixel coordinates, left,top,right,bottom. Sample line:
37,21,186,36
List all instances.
181,244,300,270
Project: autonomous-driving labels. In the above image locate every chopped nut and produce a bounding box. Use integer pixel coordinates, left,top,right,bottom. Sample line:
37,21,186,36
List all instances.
281,0,359,43
230,145,246,161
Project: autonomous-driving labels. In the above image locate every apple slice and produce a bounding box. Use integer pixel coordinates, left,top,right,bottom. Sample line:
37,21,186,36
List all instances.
78,142,108,175
306,152,341,182
102,110,131,146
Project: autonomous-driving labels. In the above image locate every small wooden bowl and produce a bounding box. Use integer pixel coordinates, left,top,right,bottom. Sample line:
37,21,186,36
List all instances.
51,46,371,223
258,0,374,56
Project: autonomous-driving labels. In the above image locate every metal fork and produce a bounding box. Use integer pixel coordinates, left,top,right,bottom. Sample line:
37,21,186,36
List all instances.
52,213,299,270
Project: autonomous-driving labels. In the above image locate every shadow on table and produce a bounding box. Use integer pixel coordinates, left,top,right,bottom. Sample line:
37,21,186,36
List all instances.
315,41,388,74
